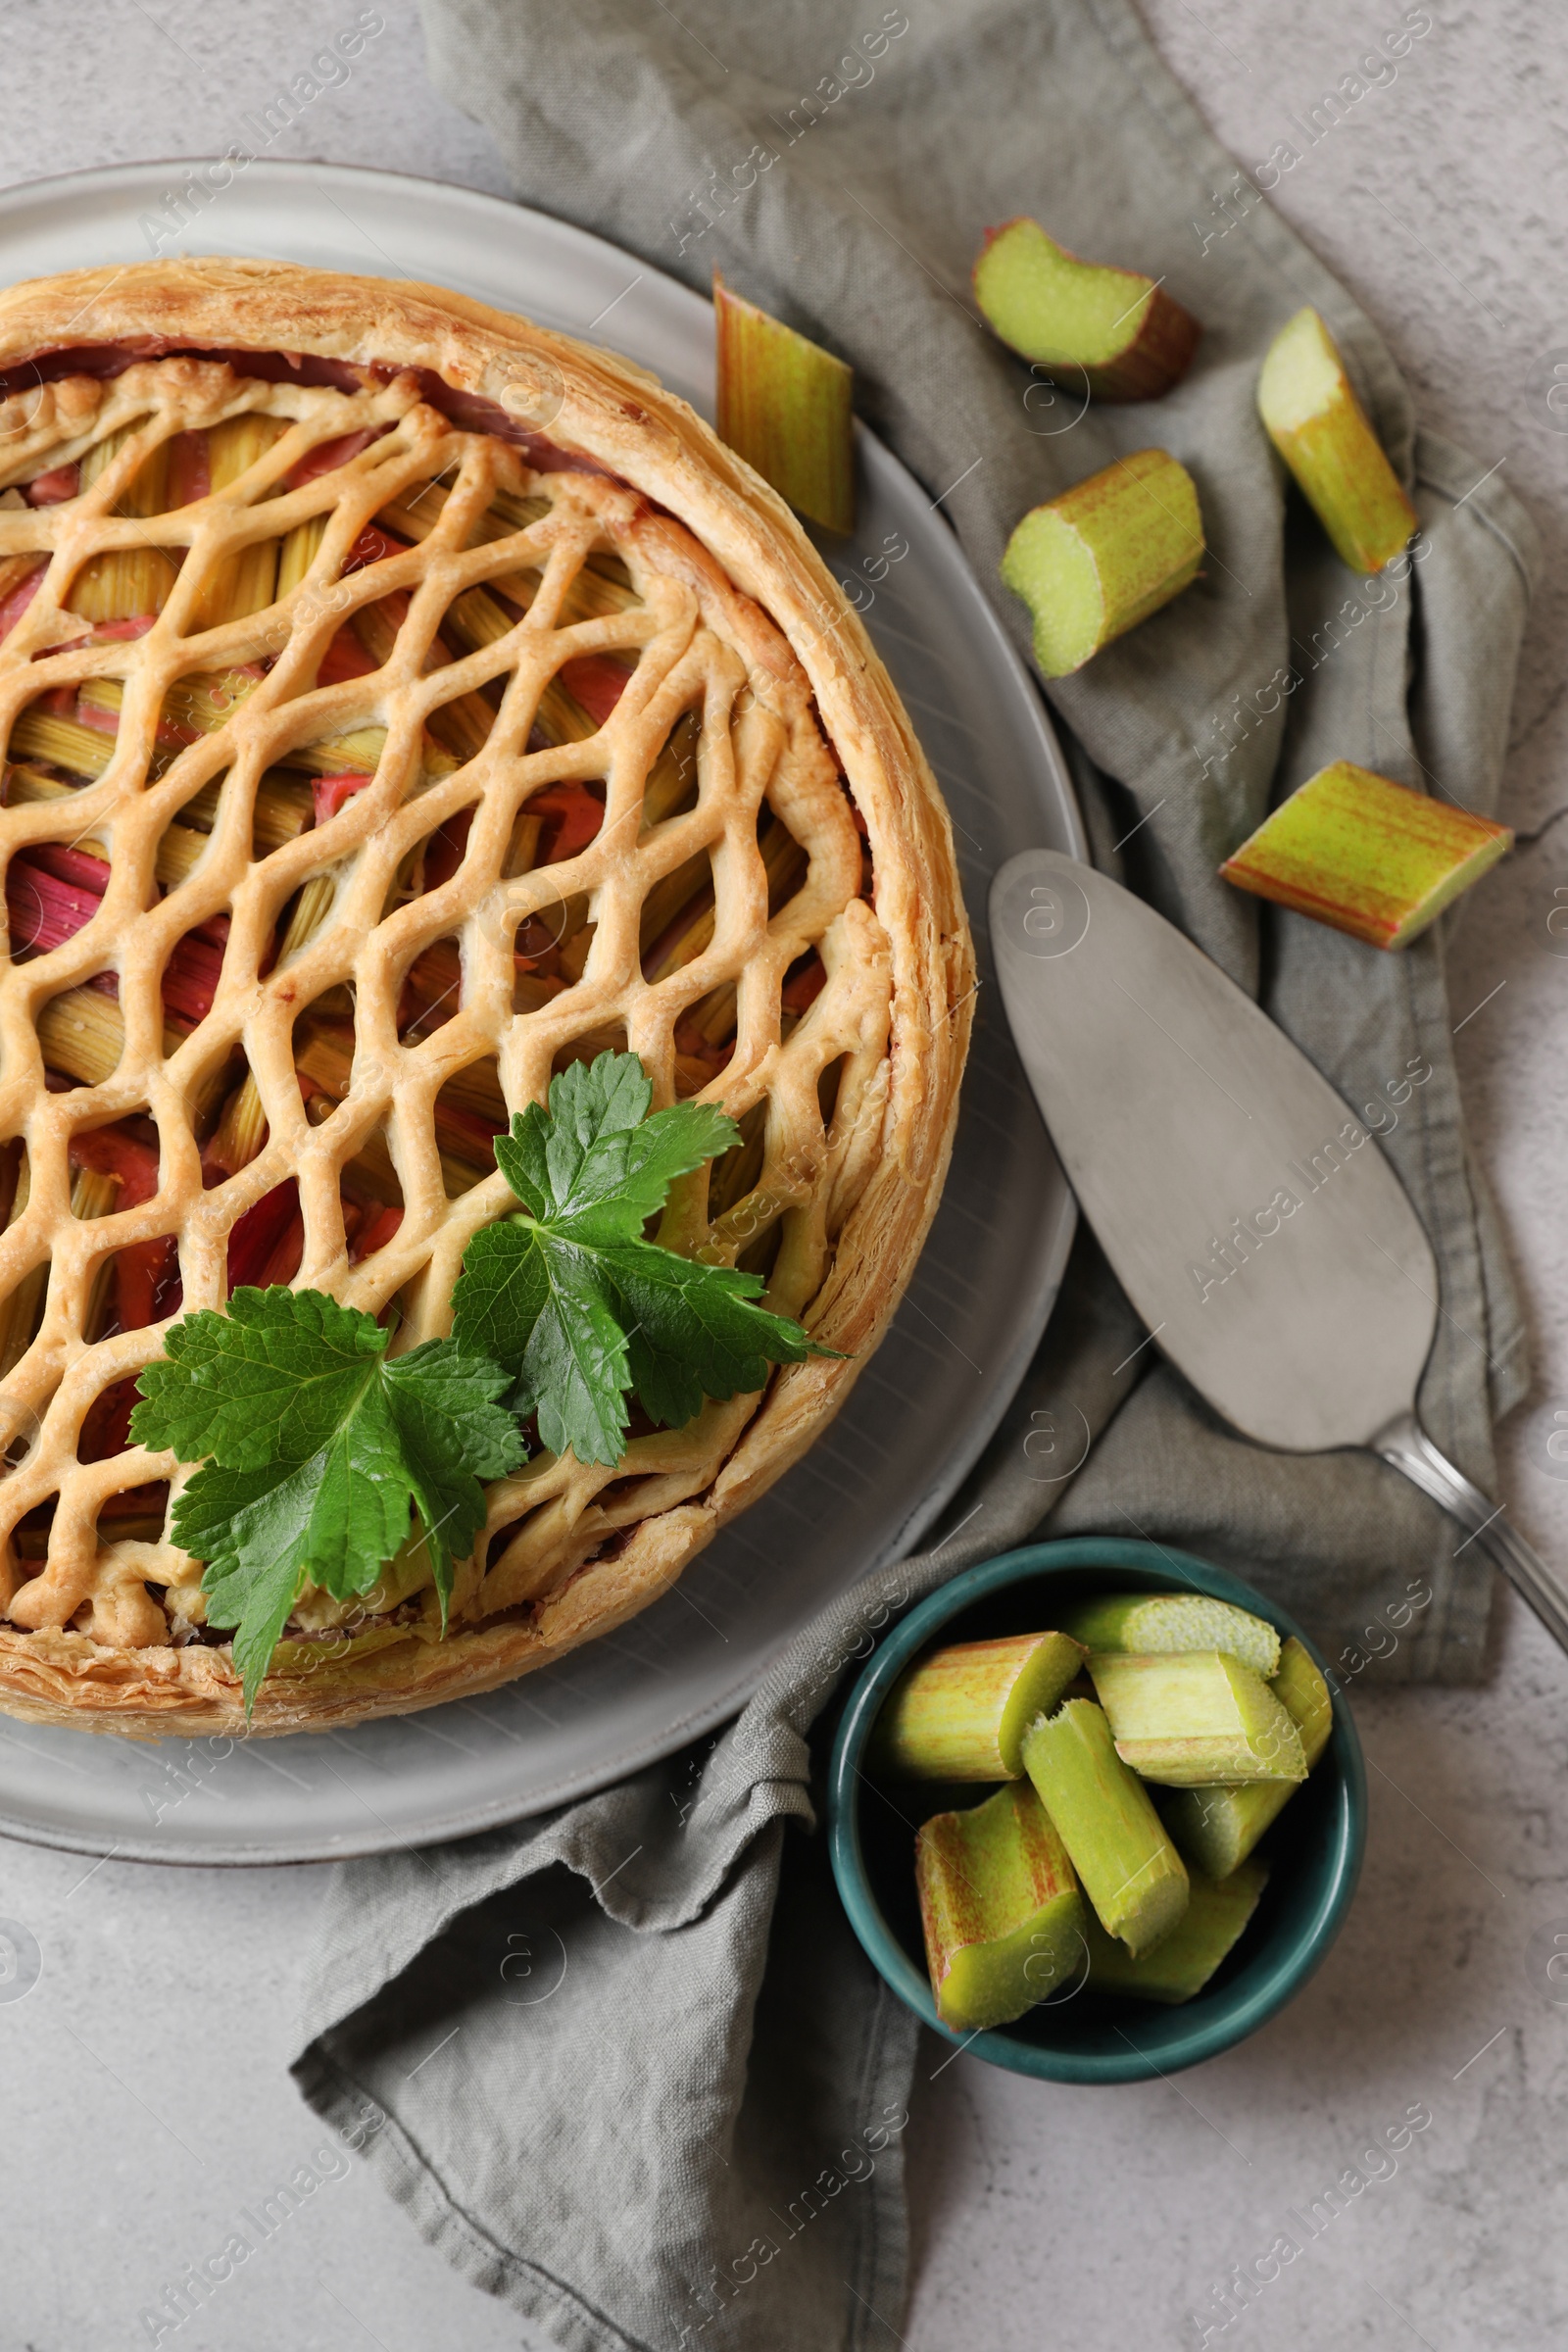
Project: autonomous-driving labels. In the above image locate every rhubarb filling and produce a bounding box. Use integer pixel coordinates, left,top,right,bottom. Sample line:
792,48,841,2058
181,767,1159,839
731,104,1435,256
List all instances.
0,342,888,1655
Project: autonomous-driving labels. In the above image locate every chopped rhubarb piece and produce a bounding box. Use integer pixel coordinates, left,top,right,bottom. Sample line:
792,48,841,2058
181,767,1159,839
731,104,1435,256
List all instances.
1087,1651,1306,1786
0,564,45,639
312,770,375,826
1257,308,1417,575
872,1631,1087,1780
781,953,826,1015
1021,1699,1189,1954
114,1236,180,1330
89,615,159,644
974,218,1200,403
159,929,227,1026
558,654,632,728
69,1125,159,1206
225,1180,300,1291
399,938,462,1035
341,522,407,575
1221,760,1512,949
286,427,383,488
1083,1859,1268,2004
423,807,474,891
24,463,79,507
916,1781,1089,2032
1001,448,1204,677
24,841,112,896
317,622,379,686
78,1377,139,1462
1065,1591,1280,1677
713,270,855,535
7,854,105,958
527,781,605,863
165,430,211,510
351,1202,404,1263
259,1211,306,1289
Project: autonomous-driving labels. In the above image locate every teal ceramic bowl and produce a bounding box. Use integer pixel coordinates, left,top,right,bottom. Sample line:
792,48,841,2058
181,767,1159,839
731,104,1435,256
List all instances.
827,1538,1365,2082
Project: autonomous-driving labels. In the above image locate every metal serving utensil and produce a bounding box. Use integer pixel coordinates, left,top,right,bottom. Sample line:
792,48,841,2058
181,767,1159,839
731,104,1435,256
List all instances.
990,848,1568,1650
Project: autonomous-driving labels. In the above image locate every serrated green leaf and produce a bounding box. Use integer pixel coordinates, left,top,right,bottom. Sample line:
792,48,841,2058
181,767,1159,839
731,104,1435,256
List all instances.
604,1241,816,1429
493,1050,739,1246
453,1049,831,1470
139,1290,525,1713
130,1285,387,1471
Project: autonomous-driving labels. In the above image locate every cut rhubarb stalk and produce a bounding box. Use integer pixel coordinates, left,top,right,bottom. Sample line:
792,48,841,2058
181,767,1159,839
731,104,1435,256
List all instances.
68,426,178,622
1257,307,1418,573
1088,1651,1306,1787
1020,1699,1189,1955
189,416,289,627
1271,1633,1333,1766
713,270,855,535
973,219,1200,402
870,1631,1086,1780
915,1780,1089,2032
1161,1639,1333,1879
1083,1860,1268,2004
1221,760,1511,949
1063,1592,1280,1679
0,1153,44,1378
1000,448,1202,677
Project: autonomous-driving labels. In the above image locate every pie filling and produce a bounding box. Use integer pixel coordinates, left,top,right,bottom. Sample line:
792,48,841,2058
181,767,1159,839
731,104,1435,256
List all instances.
0,344,890,1663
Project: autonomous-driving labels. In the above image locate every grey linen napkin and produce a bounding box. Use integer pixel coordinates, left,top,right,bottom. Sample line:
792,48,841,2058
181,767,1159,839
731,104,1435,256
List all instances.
293,1,1541,2342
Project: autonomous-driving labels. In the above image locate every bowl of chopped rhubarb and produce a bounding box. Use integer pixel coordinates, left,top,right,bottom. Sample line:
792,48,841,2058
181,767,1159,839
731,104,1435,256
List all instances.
826,1539,1366,2082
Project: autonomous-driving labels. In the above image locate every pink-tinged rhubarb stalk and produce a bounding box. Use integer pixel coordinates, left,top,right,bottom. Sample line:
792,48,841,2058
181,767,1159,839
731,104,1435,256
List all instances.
1001,448,1203,677
915,1781,1089,2032
973,218,1200,402
870,1631,1087,1780
1220,760,1511,949
0,564,45,641
312,771,376,826
1082,1859,1268,2005
24,464,79,506
1257,308,1418,573
557,654,632,728
1021,1699,1189,1955
6,846,229,1024
713,270,855,535
224,1180,301,1293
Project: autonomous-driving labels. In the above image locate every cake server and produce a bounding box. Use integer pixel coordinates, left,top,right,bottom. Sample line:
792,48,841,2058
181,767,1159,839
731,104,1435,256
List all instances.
989,848,1568,1651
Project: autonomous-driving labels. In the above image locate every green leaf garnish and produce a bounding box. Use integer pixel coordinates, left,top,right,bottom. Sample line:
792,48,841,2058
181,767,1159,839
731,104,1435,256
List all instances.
127,1051,831,1708
451,1050,828,1467
130,1288,525,1712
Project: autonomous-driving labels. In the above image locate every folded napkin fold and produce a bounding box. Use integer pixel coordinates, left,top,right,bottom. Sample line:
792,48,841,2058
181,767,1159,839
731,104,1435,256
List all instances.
293,0,1540,2342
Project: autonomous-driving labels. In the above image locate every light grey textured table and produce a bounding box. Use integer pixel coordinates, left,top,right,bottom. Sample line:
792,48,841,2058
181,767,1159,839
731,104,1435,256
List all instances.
2,7,1566,2348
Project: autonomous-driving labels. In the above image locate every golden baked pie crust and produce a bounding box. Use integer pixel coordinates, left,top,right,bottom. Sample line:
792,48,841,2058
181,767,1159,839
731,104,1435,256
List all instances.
0,260,972,1739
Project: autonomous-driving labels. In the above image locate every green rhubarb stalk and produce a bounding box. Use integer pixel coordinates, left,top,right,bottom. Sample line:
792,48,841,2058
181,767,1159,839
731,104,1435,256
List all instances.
1161,1638,1333,1879
1063,1591,1280,1678
1256,307,1418,573
1220,759,1511,951
973,218,1200,403
1020,1699,1189,1956
869,1630,1086,1781
1000,448,1202,678
713,270,855,535
915,1780,1089,2033
1088,1650,1306,1787
1083,1860,1269,2004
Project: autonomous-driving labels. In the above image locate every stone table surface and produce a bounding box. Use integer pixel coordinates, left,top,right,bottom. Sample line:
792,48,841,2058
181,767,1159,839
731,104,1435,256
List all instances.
1,5,1566,2348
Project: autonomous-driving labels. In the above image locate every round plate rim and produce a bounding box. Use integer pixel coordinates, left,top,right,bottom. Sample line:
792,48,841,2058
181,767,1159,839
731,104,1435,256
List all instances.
0,158,1083,1863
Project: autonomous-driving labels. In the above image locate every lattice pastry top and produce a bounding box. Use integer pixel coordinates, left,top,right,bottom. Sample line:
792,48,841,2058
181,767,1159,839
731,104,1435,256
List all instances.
0,261,971,1738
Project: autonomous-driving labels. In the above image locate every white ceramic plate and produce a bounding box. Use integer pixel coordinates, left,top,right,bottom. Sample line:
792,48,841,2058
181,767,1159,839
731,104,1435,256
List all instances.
0,161,1083,1861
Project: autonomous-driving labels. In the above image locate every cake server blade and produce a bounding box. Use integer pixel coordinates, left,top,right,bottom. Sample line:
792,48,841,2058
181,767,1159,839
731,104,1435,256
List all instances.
990,848,1568,1652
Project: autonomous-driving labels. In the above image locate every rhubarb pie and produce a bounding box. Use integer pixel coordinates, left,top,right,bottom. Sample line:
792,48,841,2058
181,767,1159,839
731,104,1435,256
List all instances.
0,259,971,1737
